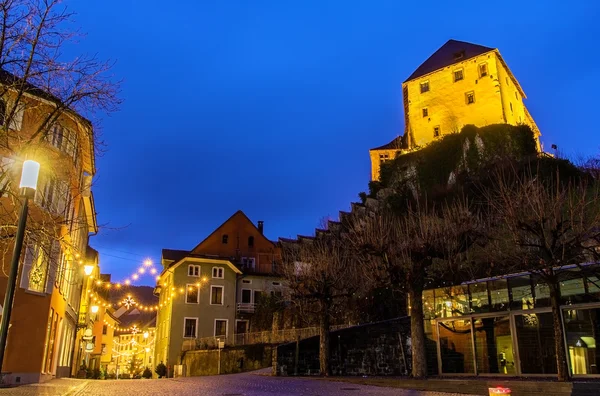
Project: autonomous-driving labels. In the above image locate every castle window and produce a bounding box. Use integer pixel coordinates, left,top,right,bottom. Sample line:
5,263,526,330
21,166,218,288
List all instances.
506,77,509,85
434,126,441,138
510,102,513,113
454,69,464,82
479,63,488,77
222,234,228,244
465,91,475,105
248,236,254,247
420,81,430,93
515,92,518,99
422,108,428,117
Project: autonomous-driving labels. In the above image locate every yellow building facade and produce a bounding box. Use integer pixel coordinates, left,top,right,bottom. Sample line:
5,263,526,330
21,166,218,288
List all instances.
370,39,541,181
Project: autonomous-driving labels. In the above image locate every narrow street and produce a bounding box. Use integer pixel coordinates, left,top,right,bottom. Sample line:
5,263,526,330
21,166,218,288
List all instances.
0,372,478,396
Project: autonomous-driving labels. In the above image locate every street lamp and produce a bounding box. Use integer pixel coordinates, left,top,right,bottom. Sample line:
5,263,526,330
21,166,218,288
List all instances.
0,160,40,375
90,305,99,314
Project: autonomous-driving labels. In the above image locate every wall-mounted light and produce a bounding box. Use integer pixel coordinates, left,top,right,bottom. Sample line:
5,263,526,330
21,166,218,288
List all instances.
84,265,94,276
91,305,99,314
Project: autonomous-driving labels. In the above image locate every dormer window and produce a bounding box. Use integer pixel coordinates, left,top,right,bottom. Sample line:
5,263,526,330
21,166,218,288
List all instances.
222,234,228,244
453,51,465,60
248,236,254,247
420,81,430,93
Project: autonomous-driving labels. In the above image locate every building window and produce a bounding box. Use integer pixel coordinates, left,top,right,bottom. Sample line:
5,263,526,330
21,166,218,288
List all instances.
453,51,464,60
211,286,224,305
465,91,475,105
510,102,513,113
102,325,107,335
479,63,488,77
422,108,428,117
215,320,228,337
188,265,200,277
242,279,251,284
212,267,224,279
241,289,252,304
433,126,441,138
183,317,198,338
515,92,518,99
506,77,509,85
420,81,430,93
454,69,464,82
272,282,281,286
186,284,199,304
241,257,256,270
222,234,228,244
248,236,254,247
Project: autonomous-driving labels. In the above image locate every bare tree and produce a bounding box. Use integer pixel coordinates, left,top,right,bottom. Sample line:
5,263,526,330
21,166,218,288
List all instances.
279,232,360,376
485,163,600,381
346,198,481,378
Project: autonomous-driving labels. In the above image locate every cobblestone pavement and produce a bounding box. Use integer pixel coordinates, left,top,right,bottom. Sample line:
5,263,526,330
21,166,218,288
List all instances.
1,372,481,396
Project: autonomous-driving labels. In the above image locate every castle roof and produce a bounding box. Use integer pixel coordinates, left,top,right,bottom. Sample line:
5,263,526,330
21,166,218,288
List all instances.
370,135,404,151
405,39,494,82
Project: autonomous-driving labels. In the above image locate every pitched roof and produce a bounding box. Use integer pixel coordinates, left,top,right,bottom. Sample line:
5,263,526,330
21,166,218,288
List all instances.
162,248,188,262
191,210,276,252
370,135,404,151
405,39,495,82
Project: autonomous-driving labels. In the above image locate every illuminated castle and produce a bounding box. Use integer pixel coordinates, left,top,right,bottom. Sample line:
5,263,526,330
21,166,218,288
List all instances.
370,39,540,180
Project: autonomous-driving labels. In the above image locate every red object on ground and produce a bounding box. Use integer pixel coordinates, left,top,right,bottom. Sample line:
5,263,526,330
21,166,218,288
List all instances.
489,387,511,395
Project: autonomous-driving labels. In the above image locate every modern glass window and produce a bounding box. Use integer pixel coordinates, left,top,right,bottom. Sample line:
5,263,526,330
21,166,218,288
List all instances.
473,316,515,374
186,284,199,304
489,279,509,311
211,286,224,305
454,69,464,82
563,307,600,375
435,286,469,318
420,81,430,93
533,275,551,307
212,267,224,279
469,282,489,313
439,319,475,373
514,312,557,374
508,276,533,310
215,320,227,337
424,319,439,375
560,271,586,304
183,318,198,338
422,289,436,319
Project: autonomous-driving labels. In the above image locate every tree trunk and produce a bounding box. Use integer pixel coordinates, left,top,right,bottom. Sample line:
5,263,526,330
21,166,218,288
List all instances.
319,303,331,376
549,281,569,381
408,273,427,378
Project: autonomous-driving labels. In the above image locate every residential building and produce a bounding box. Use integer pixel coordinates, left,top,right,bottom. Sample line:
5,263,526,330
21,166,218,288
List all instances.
0,71,97,384
370,39,541,180
154,211,281,373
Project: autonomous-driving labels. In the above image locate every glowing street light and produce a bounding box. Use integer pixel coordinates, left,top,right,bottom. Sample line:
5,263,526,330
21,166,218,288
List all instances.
91,305,100,314
143,332,149,339
84,264,94,276
0,160,40,374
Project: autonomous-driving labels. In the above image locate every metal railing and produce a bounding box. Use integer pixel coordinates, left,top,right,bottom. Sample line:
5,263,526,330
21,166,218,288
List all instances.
236,303,256,313
182,324,352,352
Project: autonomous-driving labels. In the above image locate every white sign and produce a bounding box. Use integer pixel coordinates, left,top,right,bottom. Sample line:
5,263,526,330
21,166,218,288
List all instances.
218,341,225,349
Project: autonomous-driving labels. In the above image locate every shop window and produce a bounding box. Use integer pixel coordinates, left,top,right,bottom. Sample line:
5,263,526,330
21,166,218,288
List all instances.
439,319,475,373
508,275,533,310
559,271,586,304
563,307,600,375
473,316,515,374
435,286,469,317
514,312,557,374
489,279,509,311
469,282,489,313
422,289,436,319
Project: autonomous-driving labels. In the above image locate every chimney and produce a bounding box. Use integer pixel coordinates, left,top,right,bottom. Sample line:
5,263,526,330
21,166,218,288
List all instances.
257,221,264,235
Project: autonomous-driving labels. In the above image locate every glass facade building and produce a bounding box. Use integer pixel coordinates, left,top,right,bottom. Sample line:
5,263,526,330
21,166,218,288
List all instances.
422,266,600,377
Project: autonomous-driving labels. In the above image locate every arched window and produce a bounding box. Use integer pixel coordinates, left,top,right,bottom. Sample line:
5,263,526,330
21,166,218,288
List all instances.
0,99,6,126
248,236,254,247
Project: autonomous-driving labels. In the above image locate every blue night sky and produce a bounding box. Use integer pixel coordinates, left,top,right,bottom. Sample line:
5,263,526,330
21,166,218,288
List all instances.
68,0,600,285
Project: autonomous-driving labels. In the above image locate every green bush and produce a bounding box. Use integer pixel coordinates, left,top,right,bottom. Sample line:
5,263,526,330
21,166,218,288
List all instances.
142,367,152,379
155,362,167,378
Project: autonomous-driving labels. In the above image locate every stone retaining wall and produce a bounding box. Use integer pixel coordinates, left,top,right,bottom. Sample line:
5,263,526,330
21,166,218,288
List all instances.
182,344,273,376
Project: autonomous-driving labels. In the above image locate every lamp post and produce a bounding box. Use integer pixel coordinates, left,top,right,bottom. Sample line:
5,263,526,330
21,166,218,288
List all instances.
0,160,40,375
143,332,149,369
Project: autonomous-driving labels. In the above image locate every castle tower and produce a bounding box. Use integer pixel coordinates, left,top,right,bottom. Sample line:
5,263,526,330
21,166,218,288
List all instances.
370,39,541,181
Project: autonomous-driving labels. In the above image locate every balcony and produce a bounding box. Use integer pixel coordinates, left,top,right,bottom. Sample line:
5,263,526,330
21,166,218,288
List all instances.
236,303,255,314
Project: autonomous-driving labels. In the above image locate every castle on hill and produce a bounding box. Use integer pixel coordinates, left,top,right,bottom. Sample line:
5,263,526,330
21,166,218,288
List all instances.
369,39,541,181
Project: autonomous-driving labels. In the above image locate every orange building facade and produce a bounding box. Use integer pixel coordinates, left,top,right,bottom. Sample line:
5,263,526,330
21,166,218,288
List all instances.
0,73,98,384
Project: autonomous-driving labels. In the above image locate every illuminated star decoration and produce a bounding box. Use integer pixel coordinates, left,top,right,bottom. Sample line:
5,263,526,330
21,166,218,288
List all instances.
122,296,136,309
131,325,139,335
